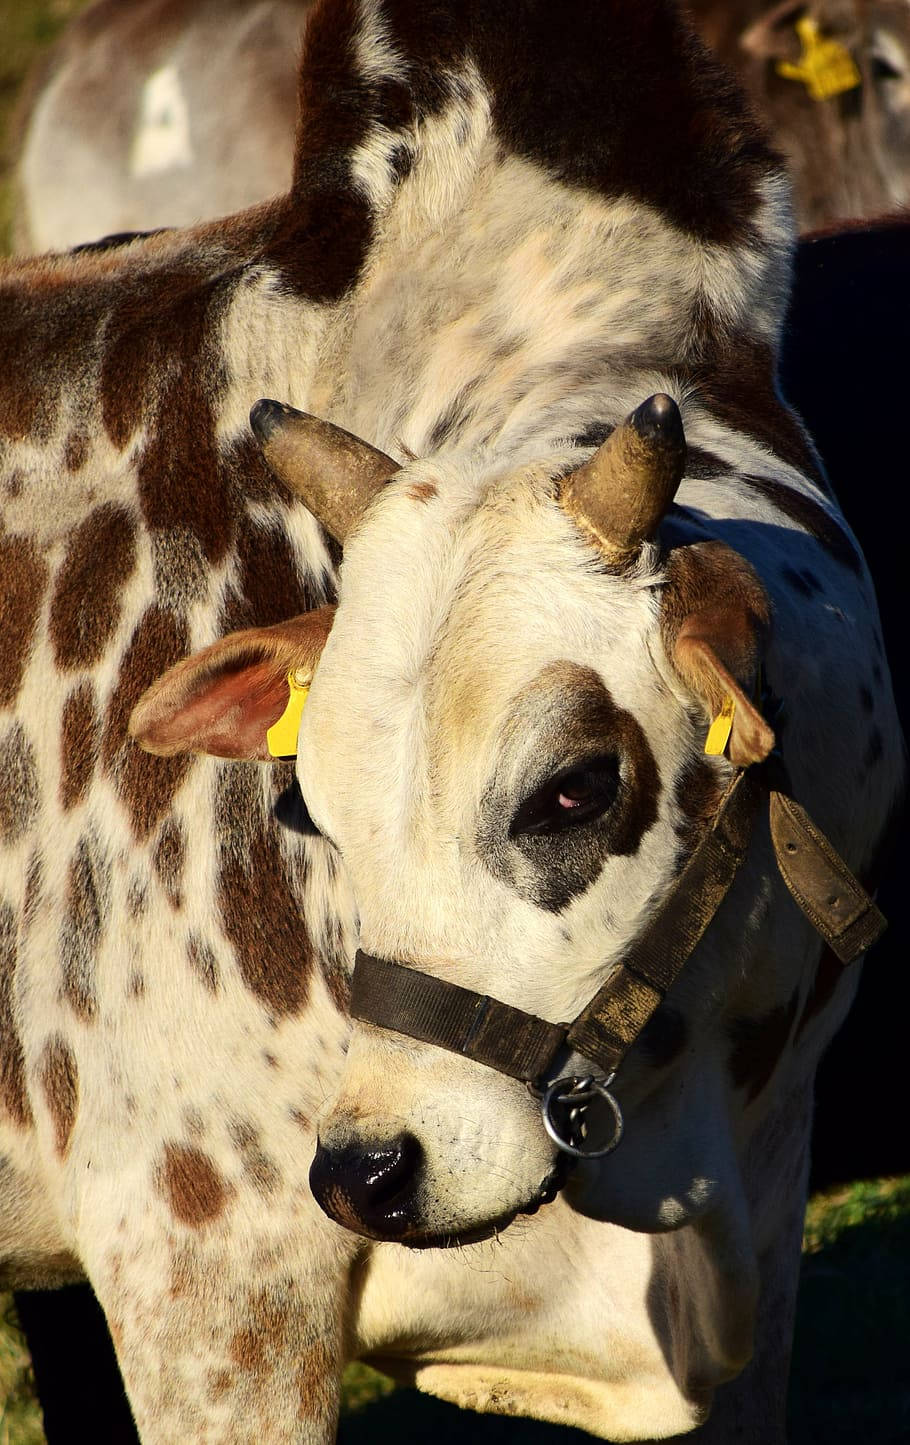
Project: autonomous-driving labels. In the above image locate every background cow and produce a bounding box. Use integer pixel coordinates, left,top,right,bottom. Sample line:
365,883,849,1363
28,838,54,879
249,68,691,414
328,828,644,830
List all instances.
10,0,312,253
687,0,910,228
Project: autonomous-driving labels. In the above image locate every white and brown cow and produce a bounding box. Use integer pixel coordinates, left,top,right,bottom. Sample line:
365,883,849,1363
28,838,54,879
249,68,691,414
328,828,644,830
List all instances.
129,3,904,1443
2,3,723,1439
11,0,312,254
2,0,902,1442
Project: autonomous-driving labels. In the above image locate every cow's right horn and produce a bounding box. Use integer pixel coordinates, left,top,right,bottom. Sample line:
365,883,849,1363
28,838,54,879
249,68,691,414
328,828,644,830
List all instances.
250,399,398,544
560,393,686,568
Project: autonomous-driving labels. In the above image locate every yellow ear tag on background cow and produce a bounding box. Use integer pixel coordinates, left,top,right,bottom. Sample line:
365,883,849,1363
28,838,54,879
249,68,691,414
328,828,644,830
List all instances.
266,671,310,760
776,17,861,102
705,695,736,757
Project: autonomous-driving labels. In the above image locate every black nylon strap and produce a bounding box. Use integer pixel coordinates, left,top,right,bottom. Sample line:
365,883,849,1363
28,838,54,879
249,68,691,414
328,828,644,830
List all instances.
351,952,568,1082
566,768,763,1072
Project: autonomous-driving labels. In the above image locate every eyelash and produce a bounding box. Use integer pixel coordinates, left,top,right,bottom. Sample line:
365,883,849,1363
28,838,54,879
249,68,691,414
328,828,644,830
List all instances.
509,755,620,838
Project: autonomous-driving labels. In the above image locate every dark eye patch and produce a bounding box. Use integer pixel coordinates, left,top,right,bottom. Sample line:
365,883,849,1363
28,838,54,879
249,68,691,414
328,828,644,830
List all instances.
510,755,620,837
273,778,321,837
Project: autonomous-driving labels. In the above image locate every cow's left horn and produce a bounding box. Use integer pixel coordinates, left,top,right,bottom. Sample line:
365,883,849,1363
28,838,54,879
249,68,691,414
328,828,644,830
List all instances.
561,393,686,566
250,399,398,543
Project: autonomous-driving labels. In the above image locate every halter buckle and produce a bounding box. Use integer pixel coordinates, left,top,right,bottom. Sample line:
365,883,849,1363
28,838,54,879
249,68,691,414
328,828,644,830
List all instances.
539,1073,624,1159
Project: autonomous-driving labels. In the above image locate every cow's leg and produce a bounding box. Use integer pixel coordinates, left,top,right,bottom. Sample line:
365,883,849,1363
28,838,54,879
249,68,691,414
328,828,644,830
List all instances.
74,1186,356,1444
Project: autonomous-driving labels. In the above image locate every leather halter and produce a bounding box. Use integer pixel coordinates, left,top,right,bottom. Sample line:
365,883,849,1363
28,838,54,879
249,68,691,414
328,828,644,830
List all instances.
351,760,885,1156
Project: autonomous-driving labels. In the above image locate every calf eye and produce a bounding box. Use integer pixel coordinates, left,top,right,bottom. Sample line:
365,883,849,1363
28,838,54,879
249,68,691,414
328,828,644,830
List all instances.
510,755,620,837
273,779,322,837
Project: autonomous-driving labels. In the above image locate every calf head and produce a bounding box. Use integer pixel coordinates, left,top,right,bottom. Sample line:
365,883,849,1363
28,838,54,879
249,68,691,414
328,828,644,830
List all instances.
131,394,801,1255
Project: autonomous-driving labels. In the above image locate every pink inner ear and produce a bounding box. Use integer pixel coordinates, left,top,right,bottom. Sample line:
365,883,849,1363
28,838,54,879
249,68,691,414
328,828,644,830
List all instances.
142,660,291,761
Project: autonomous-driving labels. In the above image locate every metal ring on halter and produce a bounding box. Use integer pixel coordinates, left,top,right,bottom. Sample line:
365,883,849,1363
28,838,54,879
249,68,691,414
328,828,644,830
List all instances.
540,1073,624,1159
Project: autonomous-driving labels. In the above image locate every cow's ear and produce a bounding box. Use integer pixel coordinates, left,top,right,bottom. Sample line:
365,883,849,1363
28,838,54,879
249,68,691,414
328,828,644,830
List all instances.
660,542,775,767
129,607,335,761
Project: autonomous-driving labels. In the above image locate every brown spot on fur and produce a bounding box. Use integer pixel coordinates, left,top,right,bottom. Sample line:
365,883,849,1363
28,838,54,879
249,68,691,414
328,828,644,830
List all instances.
0,531,48,708
23,853,43,928
38,1035,79,1156
229,1120,281,1197
208,1369,235,1401
0,723,39,844
215,767,314,1017
218,512,320,636
154,818,185,910
405,481,438,502
160,1143,232,1228
102,604,192,839
0,901,32,1126
60,683,101,810
127,971,145,999
4,472,24,498
127,877,148,920
229,1285,291,1379
60,834,110,1021
728,988,800,1104
64,433,88,472
49,504,138,670
187,934,219,993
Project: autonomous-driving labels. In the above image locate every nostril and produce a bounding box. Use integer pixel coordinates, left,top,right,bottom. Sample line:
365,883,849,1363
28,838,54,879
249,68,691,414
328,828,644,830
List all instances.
309,1132,424,1236
361,1134,422,1210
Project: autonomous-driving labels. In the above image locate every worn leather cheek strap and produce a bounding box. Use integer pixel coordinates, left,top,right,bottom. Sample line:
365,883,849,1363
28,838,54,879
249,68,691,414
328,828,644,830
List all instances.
566,768,763,1074
349,769,887,1086
769,791,886,963
350,955,567,1082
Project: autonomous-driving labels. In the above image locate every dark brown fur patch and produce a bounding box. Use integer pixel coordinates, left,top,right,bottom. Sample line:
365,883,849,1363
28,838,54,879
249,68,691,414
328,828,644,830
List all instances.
728,988,800,1103
63,433,89,472
741,475,861,574
49,504,138,670
60,834,110,1022
684,334,826,488
102,604,193,839
60,682,101,811
153,818,186,910
187,934,219,993
0,900,32,1126
215,767,314,1017
38,1035,79,1156
160,1143,232,1228
218,513,317,636
0,723,39,845
0,531,48,709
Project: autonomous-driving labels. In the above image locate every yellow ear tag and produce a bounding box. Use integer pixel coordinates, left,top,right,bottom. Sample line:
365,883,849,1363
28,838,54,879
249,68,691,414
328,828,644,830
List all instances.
266,671,310,760
705,695,736,757
776,17,861,102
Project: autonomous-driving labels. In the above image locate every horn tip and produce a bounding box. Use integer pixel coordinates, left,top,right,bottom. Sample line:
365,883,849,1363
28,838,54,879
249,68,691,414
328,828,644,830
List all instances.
250,397,289,443
632,393,684,445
